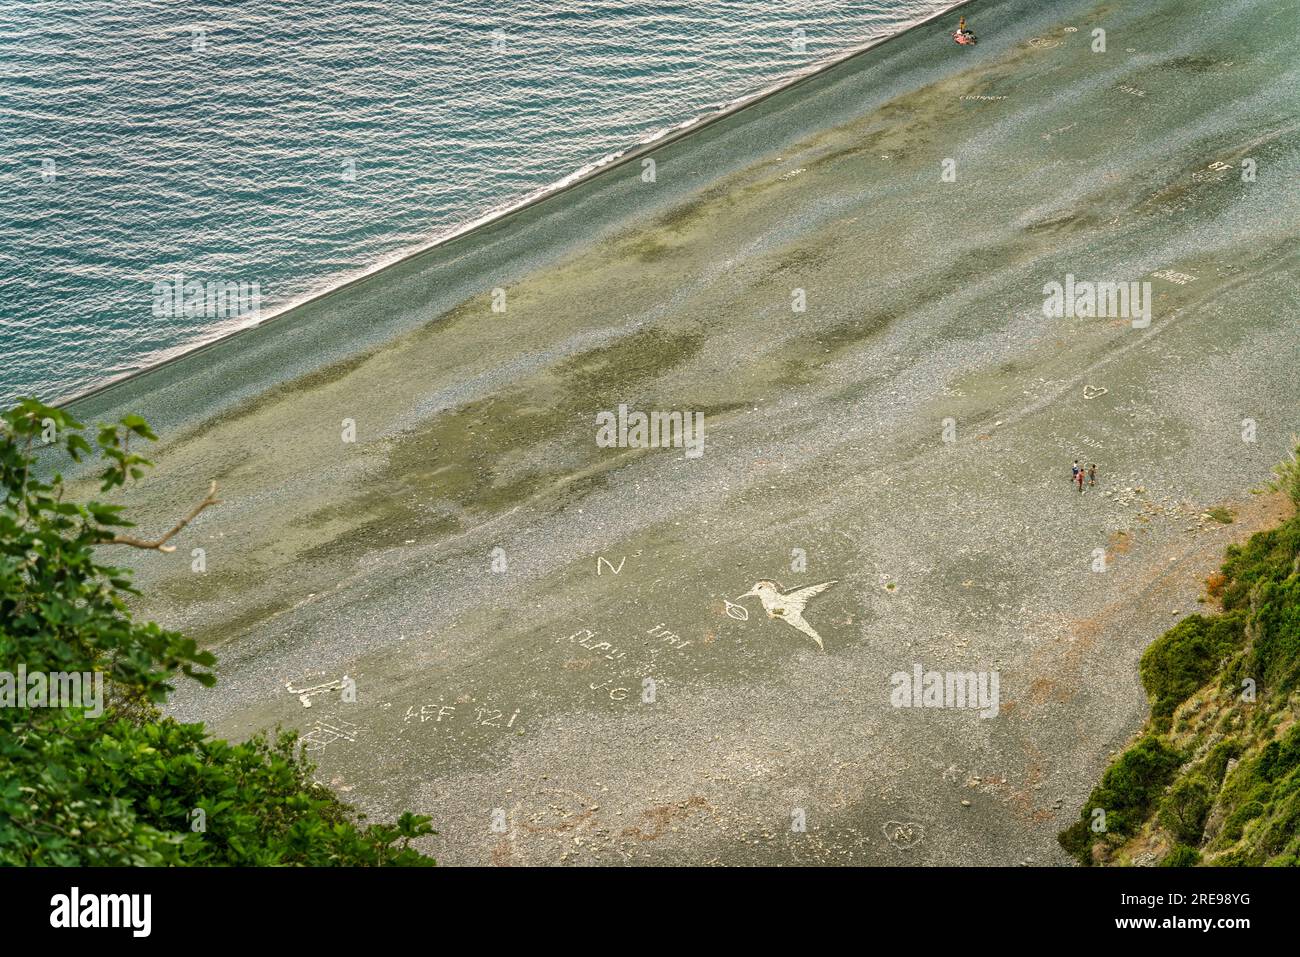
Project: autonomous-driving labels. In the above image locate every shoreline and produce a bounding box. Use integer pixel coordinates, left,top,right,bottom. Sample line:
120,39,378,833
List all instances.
59,0,973,411
85,0,1300,864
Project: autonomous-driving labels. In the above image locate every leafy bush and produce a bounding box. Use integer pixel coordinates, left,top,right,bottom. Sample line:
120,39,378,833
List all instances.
0,399,435,865
1249,577,1300,696
1158,775,1212,846
1206,725,1300,862
1219,519,1300,612
1140,612,1246,731
1059,736,1185,864
1161,845,1201,867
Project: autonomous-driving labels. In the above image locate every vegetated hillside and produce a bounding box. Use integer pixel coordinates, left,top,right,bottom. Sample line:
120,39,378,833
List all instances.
1061,446,1300,866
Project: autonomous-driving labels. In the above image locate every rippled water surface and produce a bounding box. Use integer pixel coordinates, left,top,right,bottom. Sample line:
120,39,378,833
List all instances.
0,0,954,403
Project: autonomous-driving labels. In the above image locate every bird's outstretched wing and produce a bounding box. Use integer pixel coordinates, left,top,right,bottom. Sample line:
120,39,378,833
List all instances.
784,612,825,651
782,580,837,614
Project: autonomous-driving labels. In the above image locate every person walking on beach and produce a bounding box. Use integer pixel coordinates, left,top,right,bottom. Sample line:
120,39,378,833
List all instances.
1076,468,1085,494
1072,459,1081,484
1089,463,1097,488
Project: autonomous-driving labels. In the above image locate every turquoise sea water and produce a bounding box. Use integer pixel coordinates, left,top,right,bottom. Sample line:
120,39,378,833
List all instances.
0,0,954,405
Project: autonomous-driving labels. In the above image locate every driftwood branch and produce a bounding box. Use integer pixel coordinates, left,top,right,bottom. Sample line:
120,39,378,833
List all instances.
107,481,222,552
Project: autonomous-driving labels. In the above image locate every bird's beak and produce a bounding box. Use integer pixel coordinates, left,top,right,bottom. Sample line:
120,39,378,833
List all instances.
738,586,759,599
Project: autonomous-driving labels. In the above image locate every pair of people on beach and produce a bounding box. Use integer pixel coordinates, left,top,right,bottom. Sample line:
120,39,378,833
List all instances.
1072,459,1097,493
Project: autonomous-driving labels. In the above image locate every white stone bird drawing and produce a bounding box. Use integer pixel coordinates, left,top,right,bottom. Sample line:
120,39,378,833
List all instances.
738,580,838,650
